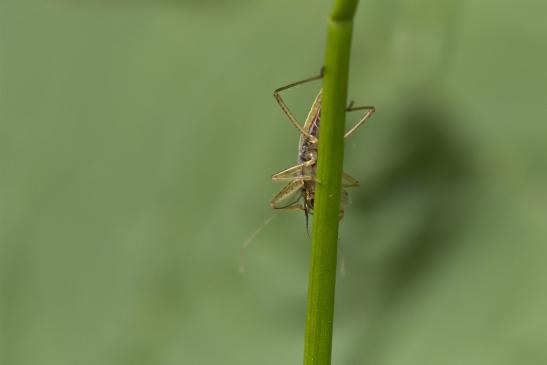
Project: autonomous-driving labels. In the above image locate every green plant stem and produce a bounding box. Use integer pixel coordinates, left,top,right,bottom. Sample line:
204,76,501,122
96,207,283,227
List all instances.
303,1,359,364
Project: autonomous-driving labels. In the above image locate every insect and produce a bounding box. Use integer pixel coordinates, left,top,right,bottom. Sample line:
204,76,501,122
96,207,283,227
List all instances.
270,68,375,227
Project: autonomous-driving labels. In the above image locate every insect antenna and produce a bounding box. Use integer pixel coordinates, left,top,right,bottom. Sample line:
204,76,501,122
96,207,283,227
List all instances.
239,193,305,273
239,214,276,274
305,207,311,238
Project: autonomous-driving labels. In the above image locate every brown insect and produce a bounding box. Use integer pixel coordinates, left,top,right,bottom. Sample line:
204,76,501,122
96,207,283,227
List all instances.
270,69,375,226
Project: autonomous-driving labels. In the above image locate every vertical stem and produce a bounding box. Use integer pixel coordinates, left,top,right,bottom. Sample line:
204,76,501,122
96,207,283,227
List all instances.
303,1,359,364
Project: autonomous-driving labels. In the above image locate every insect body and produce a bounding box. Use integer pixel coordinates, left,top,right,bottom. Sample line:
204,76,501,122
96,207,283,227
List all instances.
270,70,375,224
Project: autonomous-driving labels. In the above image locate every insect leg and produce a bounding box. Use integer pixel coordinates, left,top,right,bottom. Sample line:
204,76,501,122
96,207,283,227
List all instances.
270,179,305,209
344,103,375,139
342,172,360,187
273,201,306,212
272,160,315,182
338,239,347,277
339,188,352,221
273,69,324,142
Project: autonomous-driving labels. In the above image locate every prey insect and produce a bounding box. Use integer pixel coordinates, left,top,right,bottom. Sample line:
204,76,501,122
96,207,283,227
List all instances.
270,68,375,228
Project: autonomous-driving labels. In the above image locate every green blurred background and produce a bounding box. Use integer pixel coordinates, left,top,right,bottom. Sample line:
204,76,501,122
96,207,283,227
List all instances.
1,0,546,364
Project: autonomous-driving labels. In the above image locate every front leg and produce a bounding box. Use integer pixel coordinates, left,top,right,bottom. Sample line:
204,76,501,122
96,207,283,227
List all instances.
270,179,305,209
273,69,324,143
271,159,316,182
344,103,375,139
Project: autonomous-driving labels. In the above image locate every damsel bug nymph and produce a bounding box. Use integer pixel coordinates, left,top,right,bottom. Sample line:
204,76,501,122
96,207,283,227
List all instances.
270,69,375,227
